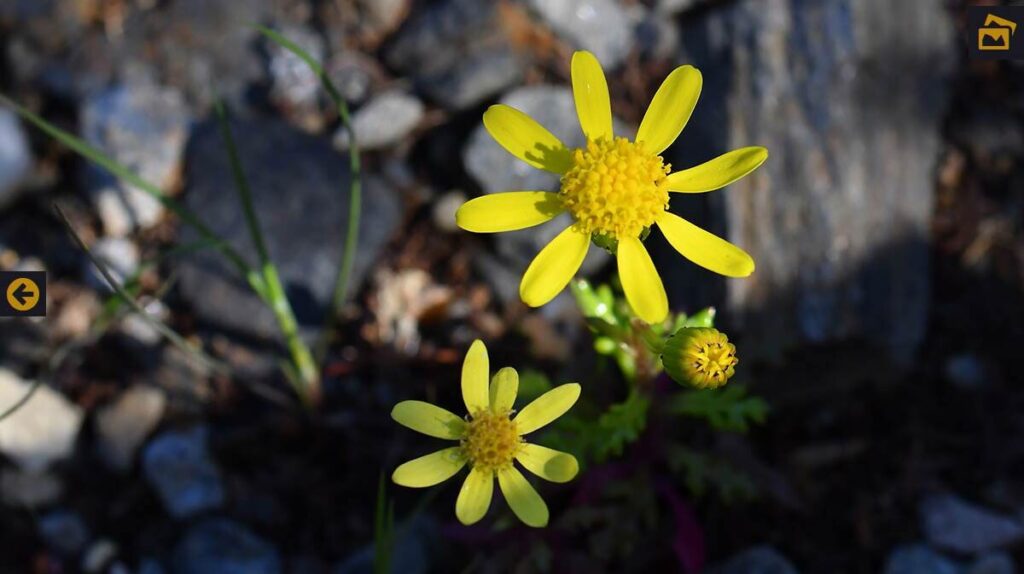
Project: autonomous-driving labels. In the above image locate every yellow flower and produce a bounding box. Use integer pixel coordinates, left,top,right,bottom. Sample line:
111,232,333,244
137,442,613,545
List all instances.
662,327,738,389
456,51,766,324
391,340,581,527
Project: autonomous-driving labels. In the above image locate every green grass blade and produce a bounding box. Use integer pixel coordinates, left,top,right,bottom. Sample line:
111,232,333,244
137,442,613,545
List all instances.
256,25,363,363
0,94,267,300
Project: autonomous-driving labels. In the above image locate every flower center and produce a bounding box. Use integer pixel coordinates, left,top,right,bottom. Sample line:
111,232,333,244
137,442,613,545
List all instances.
685,331,738,388
460,409,520,472
560,137,671,240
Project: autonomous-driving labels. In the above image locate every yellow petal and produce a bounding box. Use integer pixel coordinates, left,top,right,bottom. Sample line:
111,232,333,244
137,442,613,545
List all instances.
391,401,465,439
617,236,668,323
462,340,490,414
456,192,564,233
516,444,579,483
489,367,519,413
666,147,768,193
520,225,590,307
455,467,494,525
497,466,548,527
483,104,573,174
392,447,466,488
656,211,755,277
571,51,613,141
514,383,581,435
636,65,702,155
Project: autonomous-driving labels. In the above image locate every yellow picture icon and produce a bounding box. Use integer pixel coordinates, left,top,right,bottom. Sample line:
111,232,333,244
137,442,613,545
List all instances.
979,14,1017,51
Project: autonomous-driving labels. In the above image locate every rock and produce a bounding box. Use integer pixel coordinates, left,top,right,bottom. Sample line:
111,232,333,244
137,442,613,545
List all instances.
142,426,224,519
327,52,378,106
81,82,189,237
432,190,466,232
334,91,424,151
0,108,32,209
178,117,402,342
883,545,959,574
1,468,63,507
120,0,274,110
0,369,83,472
359,0,411,40
945,354,988,390
708,545,799,574
333,515,435,574
264,24,325,113
38,510,90,556
463,86,610,290
528,0,636,68
921,494,1024,555
82,539,118,573
384,0,526,110
95,385,167,472
968,553,1016,574
656,0,705,15
82,237,139,291
173,518,281,574
119,300,170,347
671,0,955,361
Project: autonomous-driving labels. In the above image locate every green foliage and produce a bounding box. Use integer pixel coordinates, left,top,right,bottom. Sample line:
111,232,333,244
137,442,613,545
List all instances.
668,384,769,433
545,390,649,465
666,446,757,503
516,369,554,405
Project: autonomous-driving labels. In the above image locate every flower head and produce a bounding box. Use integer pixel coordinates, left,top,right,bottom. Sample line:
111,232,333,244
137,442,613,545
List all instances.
391,340,581,527
456,51,767,324
662,327,738,389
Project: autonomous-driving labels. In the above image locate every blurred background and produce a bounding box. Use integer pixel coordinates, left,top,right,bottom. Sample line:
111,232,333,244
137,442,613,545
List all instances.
0,0,1022,572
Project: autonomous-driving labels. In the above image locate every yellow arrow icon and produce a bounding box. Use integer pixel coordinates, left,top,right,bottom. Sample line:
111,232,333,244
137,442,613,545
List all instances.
6,277,40,312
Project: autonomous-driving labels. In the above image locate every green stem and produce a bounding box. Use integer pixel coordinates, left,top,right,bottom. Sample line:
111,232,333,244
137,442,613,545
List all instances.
216,103,320,405
254,26,363,365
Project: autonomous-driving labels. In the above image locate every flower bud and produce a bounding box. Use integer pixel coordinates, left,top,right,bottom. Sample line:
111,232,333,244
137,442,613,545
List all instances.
662,327,738,388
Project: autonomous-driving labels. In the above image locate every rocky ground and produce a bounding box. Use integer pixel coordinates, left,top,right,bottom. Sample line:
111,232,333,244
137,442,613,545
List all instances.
0,0,1022,572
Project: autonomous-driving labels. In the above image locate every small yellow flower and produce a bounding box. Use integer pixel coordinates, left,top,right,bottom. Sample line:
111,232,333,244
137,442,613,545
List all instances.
391,340,581,527
662,327,738,389
456,51,766,324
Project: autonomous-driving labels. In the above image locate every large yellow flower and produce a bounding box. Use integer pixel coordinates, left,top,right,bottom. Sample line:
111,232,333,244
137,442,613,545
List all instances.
456,51,767,323
391,340,581,527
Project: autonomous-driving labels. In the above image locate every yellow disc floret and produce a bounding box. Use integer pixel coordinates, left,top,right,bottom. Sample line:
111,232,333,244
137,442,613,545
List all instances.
560,137,671,239
662,327,738,389
460,409,521,472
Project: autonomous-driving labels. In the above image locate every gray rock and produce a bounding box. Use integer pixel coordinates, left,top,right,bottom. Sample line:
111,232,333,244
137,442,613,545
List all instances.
265,24,325,112
120,0,273,111
173,518,281,574
432,190,467,233
922,494,1024,555
94,385,167,472
178,117,402,342
81,82,189,237
82,539,118,573
334,91,424,151
0,369,83,472
0,108,32,209
0,469,63,507
884,545,959,574
528,0,636,68
38,510,90,556
463,86,610,288
656,0,706,15
708,545,799,574
670,0,955,361
142,426,224,519
384,0,525,110
83,237,139,291
968,553,1016,574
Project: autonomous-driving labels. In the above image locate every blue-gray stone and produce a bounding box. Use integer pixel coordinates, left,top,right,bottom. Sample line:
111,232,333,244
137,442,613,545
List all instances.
38,510,90,556
709,545,799,574
173,518,280,574
142,426,224,519
884,545,959,574
0,109,32,210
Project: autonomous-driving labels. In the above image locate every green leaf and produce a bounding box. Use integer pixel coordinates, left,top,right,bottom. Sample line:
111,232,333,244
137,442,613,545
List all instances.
682,307,716,328
666,446,757,503
669,384,768,433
